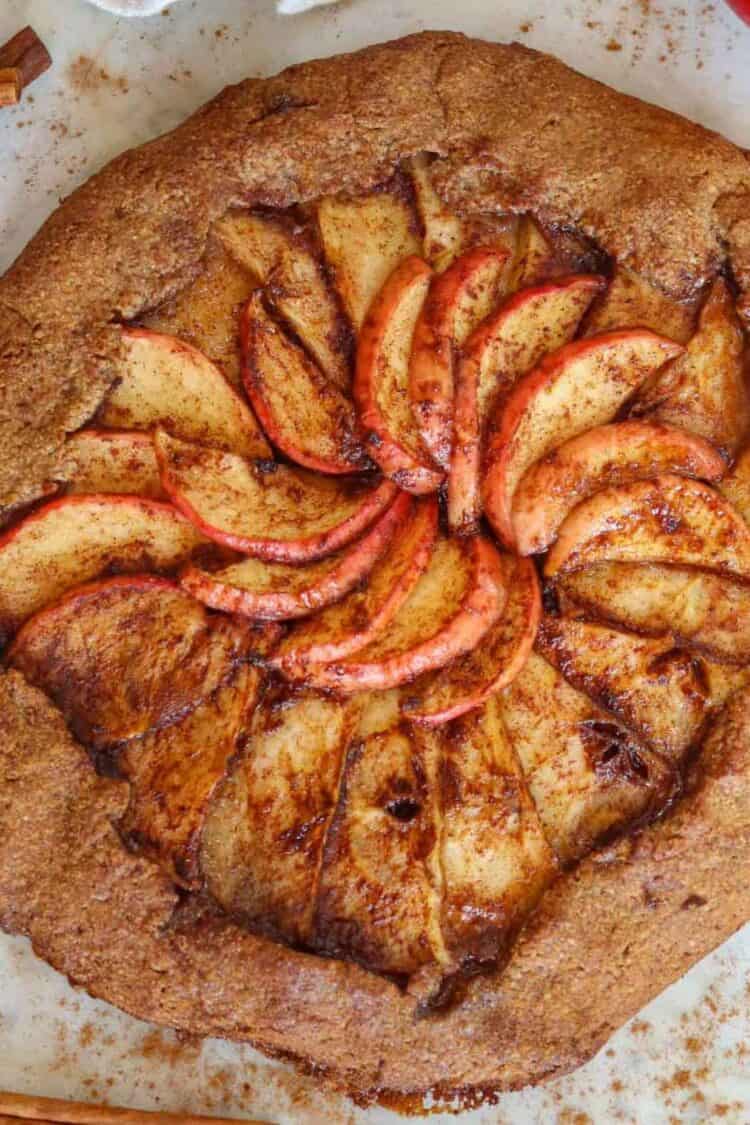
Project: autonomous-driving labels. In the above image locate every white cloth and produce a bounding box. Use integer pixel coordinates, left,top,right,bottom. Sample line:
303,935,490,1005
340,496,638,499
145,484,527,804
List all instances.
85,0,178,13
85,0,337,14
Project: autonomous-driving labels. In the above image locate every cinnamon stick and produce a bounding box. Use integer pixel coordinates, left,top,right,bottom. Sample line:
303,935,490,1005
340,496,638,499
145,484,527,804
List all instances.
0,26,51,105
0,67,20,107
0,1090,264,1125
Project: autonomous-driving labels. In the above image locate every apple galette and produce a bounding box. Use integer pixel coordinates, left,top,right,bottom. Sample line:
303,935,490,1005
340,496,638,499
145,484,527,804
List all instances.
1,32,750,1104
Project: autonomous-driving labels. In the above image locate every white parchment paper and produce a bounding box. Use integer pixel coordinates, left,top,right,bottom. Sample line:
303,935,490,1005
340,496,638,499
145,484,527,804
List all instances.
1,1,749,1121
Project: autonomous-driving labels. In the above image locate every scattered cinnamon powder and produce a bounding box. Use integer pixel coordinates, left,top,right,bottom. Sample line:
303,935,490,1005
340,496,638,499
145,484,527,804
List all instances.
67,55,129,95
139,1028,201,1066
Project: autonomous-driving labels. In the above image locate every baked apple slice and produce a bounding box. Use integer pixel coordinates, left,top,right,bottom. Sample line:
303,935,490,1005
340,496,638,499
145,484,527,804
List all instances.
180,491,409,620
482,330,683,547
449,274,603,534
505,217,556,290
119,656,269,888
583,264,697,344
719,443,750,525
537,616,709,762
354,256,443,493
272,495,438,674
140,234,258,386
703,661,750,713
155,429,397,562
559,562,750,665
301,534,505,693
513,421,725,555
421,696,556,972
633,279,749,456
546,474,750,579
0,494,205,643
407,152,465,270
403,554,540,725
240,293,368,474
313,689,445,977
508,220,603,289
58,429,164,499
215,210,351,389
202,687,359,946
9,575,259,749
408,245,511,469
407,154,518,273
99,328,270,459
498,651,676,863
316,186,422,329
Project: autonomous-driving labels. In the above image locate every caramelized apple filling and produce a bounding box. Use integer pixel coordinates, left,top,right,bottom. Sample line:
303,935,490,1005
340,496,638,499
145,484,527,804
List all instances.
3,153,749,1000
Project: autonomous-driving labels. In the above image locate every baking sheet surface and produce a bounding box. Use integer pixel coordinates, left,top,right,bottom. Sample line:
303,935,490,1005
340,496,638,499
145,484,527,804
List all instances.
1,1,749,1120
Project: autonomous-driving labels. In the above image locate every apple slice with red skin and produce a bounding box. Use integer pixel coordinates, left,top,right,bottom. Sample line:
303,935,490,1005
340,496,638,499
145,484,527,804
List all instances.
299,535,505,693
403,554,541,726
180,491,410,621
316,186,422,331
513,421,726,556
448,274,603,535
240,293,368,475
482,329,683,548
8,575,262,749
546,473,750,579
0,494,205,644
155,429,397,563
408,245,511,470
354,256,443,494
559,562,750,666
272,495,438,674
215,210,351,390
100,328,270,459
59,429,164,499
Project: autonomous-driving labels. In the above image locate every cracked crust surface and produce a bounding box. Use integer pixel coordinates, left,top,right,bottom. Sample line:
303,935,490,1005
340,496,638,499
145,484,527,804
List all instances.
1,32,750,1102
1,32,750,513
0,666,748,1101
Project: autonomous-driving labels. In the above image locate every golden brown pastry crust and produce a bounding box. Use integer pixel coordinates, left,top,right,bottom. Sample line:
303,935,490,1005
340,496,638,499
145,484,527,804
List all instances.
1,32,750,1103
1,32,750,514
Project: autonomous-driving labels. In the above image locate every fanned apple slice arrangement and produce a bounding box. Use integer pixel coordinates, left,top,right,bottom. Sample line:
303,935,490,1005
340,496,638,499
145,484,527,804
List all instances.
4,155,750,995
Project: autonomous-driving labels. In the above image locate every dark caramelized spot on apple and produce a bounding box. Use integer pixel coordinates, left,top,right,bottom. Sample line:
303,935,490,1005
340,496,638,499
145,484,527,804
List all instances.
542,581,560,615
386,796,422,822
581,719,651,784
255,458,279,474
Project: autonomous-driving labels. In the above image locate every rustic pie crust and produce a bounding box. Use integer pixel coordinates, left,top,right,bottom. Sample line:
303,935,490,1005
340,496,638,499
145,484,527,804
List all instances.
1,32,750,1105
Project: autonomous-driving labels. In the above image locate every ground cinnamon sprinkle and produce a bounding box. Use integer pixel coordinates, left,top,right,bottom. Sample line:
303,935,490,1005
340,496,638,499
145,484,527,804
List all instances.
67,55,129,95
